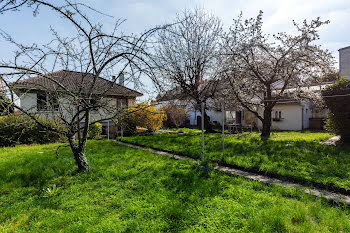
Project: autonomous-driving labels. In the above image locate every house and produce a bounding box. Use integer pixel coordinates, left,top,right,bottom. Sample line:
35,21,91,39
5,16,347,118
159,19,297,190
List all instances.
156,89,255,128
158,46,350,131
11,70,142,136
157,80,332,131
258,83,332,131
265,45,350,130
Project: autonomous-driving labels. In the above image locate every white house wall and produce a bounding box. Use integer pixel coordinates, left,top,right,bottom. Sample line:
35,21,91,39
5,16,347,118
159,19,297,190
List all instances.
188,111,197,125
20,93,37,112
274,104,302,130
207,110,223,125
187,110,224,126
258,104,303,131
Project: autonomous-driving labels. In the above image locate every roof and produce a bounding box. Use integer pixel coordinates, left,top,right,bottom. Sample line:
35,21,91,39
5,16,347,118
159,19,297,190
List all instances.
11,70,142,97
156,87,189,102
338,46,350,51
272,80,334,90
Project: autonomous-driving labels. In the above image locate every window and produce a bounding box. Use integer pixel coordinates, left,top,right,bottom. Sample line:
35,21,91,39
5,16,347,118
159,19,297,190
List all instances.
273,110,282,121
37,93,59,111
90,98,99,112
37,93,47,111
116,98,128,108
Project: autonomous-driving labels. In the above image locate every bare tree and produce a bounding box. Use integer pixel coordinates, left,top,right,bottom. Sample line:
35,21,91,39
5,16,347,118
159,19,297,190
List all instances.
151,8,223,131
222,11,334,139
163,104,188,128
0,0,162,172
0,0,32,13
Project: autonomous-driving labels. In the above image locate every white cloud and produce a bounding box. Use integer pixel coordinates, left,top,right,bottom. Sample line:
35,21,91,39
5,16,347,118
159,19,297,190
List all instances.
194,0,350,63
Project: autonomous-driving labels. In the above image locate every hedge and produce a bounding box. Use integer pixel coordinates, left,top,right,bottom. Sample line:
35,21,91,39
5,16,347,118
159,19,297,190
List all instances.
0,114,65,147
322,77,350,143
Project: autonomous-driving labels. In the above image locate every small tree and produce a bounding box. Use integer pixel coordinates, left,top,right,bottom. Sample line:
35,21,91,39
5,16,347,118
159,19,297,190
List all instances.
88,122,102,139
113,110,137,136
322,77,350,143
0,0,162,172
222,11,334,139
163,104,188,128
130,102,166,132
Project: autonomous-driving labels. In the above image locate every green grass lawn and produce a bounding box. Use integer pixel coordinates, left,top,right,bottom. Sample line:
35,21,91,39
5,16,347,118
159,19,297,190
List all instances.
1,140,350,232
122,130,350,191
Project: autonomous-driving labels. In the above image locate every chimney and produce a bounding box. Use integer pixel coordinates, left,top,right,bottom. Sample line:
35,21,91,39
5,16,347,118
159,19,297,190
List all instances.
118,72,124,86
339,46,350,78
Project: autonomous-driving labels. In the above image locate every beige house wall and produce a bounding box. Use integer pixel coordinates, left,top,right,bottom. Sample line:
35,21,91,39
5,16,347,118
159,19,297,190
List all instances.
20,92,136,123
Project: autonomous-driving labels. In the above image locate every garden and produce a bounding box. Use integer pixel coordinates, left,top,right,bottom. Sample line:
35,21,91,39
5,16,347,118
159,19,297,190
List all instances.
1,140,350,232
121,130,350,191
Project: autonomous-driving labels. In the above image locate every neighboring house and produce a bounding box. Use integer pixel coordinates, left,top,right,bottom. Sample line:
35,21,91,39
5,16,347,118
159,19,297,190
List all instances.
157,80,332,131
11,70,142,136
339,46,350,78
262,46,350,131
156,90,253,128
159,46,350,131
259,83,332,131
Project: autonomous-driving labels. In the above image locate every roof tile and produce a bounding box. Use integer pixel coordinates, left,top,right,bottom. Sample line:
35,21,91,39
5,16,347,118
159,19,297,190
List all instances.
12,70,142,97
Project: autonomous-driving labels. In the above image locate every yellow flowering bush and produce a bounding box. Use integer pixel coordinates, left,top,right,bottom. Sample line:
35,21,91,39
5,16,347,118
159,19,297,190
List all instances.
130,102,166,131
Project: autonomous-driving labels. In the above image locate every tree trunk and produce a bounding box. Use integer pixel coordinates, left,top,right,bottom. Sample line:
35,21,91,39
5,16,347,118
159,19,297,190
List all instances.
68,135,90,173
261,107,272,140
72,149,90,172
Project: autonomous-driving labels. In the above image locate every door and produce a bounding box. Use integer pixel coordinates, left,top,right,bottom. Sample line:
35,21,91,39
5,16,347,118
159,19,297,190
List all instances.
197,115,201,127
236,111,242,124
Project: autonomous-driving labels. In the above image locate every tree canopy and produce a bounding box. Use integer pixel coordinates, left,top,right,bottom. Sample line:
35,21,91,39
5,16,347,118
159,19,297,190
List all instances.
0,0,162,172
221,11,334,138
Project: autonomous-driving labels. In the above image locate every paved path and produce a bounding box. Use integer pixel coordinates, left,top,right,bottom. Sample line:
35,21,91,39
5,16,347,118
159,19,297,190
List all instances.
156,130,201,134
117,140,350,206
320,135,341,146
155,130,183,134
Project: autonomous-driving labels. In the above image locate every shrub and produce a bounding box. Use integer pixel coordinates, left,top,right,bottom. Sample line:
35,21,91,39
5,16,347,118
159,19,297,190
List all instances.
0,114,65,147
163,104,188,128
322,77,350,142
114,111,137,136
88,122,102,139
324,113,340,133
0,94,13,116
130,102,167,132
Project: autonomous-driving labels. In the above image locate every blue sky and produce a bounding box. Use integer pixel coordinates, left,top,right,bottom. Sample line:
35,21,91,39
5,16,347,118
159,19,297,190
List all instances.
1,0,349,99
